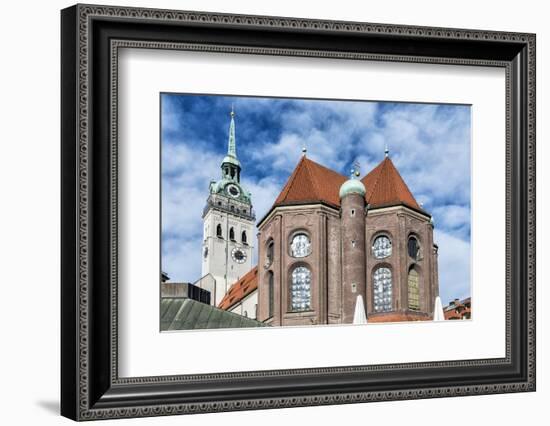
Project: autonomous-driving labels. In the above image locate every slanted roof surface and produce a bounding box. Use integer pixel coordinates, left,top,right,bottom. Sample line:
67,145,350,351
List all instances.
273,156,347,209
361,157,421,210
160,298,266,331
218,266,258,310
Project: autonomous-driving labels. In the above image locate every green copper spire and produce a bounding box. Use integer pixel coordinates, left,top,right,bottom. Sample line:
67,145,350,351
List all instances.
222,107,241,168
221,106,241,181
227,106,237,158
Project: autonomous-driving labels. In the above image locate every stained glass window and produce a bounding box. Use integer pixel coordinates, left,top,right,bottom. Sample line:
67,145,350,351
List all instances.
290,266,311,311
372,235,392,259
268,271,274,317
408,268,420,310
373,267,392,312
290,233,311,258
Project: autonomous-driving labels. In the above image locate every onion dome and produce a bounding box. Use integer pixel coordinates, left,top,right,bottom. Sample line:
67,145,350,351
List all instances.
339,163,366,199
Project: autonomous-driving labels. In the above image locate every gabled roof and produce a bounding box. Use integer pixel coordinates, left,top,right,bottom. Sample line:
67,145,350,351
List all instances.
361,157,421,211
273,156,347,209
160,298,266,330
218,266,258,311
261,155,425,226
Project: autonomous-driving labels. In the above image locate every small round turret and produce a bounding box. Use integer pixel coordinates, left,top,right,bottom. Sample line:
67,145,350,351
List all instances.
340,162,367,324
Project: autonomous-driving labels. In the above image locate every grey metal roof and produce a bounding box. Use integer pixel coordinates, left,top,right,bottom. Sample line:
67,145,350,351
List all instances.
160,298,267,331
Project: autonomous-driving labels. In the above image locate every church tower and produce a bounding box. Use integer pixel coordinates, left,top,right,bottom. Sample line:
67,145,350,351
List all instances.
201,108,255,306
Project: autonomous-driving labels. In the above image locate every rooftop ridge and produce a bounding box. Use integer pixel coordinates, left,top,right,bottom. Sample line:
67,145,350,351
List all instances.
274,155,307,205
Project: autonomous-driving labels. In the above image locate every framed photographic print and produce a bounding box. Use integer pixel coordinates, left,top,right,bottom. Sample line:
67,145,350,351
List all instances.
61,3,536,421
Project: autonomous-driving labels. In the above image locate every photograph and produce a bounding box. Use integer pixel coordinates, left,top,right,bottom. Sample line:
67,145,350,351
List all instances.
58,3,536,420
159,94,472,331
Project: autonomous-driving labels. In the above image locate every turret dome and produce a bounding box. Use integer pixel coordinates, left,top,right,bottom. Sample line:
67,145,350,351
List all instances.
339,176,366,199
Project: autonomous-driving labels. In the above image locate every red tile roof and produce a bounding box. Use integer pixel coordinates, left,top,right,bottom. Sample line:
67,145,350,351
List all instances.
368,312,432,322
268,155,422,217
218,266,258,310
362,157,421,210
273,156,347,209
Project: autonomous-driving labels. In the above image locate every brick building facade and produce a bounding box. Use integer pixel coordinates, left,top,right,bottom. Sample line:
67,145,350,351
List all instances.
253,153,439,326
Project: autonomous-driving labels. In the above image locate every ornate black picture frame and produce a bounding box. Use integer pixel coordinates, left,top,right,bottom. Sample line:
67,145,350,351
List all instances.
61,3,536,421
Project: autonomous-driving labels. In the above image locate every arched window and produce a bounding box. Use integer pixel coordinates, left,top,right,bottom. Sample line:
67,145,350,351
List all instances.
408,268,420,310
267,271,274,317
408,236,420,260
242,230,247,244
373,267,392,312
290,233,311,258
265,240,274,268
229,227,235,241
290,266,311,311
372,235,392,259
216,224,222,238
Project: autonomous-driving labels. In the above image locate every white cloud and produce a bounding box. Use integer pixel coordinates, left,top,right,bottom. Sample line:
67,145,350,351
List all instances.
162,97,472,306
434,229,471,304
250,100,380,175
162,237,202,284
161,139,220,281
433,204,470,230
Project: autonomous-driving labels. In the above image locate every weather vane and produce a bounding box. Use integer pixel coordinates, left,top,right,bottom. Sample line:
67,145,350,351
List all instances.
350,159,361,179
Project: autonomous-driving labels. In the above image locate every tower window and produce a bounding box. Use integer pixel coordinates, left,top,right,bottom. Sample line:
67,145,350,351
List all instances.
408,236,420,260
242,230,247,244
351,209,355,217
268,271,274,317
229,227,235,241
266,240,274,268
216,224,222,238
373,267,392,312
290,266,311,311
372,235,392,259
408,268,420,310
290,233,311,258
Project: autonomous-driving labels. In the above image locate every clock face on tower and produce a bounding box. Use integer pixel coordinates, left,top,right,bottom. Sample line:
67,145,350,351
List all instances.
231,247,247,264
226,184,241,198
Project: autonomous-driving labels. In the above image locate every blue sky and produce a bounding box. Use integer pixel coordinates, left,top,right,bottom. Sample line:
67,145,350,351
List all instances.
161,93,471,304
